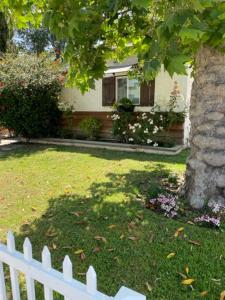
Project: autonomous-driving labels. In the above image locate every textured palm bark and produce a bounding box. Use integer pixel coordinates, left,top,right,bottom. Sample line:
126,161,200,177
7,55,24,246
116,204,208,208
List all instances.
184,47,225,208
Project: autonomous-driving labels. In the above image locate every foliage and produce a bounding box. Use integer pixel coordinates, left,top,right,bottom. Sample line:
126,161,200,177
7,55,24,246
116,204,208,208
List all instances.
16,27,51,55
195,201,225,228
2,1,225,92
16,26,65,59
148,194,179,218
113,97,135,112
0,53,63,138
111,107,184,146
0,12,8,53
79,117,102,140
36,0,225,92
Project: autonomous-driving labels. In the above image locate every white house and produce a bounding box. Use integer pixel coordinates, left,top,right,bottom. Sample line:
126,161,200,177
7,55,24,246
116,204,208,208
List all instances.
61,56,192,145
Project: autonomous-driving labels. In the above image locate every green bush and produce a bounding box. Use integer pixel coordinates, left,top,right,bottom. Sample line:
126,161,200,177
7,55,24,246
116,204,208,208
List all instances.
79,117,102,140
0,54,63,138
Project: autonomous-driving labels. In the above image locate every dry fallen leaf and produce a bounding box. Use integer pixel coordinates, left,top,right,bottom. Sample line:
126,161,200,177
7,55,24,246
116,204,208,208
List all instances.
174,227,184,238
77,272,86,276
200,291,208,297
119,234,125,240
93,247,101,253
74,221,87,225
189,240,201,246
181,278,195,285
74,249,84,255
108,248,115,252
187,221,195,225
220,290,225,300
80,252,86,261
177,272,187,279
145,282,152,292
70,211,83,217
167,252,176,259
128,236,137,241
94,236,107,243
108,224,117,229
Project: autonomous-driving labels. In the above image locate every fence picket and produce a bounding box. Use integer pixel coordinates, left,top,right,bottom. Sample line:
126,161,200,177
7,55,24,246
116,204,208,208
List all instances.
63,255,72,300
0,261,7,300
7,232,21,300
42,246,53,300
23,238,36,300
86,266,97,296
0,232,146,300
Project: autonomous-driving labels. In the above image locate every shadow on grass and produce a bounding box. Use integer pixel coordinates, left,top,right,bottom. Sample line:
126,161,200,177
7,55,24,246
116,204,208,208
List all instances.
9,166,175,299
0,142,189,166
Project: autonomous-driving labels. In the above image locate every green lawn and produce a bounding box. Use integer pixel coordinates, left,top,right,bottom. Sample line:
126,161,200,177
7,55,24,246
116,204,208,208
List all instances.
0,144,224,299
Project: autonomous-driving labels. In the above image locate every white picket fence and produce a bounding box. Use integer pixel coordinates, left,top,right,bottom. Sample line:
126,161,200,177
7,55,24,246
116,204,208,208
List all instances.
0,232,146,300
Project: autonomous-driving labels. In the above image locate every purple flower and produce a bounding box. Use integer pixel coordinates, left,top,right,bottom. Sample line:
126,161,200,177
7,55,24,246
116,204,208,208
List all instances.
149,194,179,219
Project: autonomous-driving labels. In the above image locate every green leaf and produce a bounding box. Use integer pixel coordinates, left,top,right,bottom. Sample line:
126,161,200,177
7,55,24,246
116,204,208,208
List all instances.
131,0,149,9
165,55,189,77
179,28,205,42
143,59,161,80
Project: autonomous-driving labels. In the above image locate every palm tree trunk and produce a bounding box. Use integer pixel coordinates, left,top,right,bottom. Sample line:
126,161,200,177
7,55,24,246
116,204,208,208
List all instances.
184,47,225,208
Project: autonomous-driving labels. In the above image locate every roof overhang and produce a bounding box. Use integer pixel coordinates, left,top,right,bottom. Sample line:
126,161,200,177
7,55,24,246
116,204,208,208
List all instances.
104,65,132,75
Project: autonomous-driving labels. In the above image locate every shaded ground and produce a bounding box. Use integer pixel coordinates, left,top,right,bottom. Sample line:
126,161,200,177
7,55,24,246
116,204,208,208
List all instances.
0,144,224,299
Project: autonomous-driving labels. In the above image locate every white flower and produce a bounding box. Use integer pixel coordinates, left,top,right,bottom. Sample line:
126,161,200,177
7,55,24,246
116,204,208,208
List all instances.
111,114,120,120
148,119,153,124
147,139,152,144
129,138,134,142
144,128,149,134
122,131,126,135
159,126,164,131
153,142,158,147
153,126,158,134
160,115,163,121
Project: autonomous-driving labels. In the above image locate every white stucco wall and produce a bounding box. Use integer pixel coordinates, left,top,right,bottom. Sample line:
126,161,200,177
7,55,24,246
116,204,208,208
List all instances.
60,66,191,113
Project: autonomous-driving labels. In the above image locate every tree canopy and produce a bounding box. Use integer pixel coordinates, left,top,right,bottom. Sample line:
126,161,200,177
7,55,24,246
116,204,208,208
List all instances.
1,0,225,91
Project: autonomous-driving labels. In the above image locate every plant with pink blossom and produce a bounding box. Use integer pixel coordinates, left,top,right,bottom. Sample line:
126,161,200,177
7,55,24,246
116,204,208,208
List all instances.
148,194,179,218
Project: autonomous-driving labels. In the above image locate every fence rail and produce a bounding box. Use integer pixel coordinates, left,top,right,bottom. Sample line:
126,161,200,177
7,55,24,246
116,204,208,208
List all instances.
0,232,146,300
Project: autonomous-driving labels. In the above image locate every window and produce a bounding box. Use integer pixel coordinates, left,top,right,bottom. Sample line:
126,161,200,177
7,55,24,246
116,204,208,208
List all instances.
116,77,140,105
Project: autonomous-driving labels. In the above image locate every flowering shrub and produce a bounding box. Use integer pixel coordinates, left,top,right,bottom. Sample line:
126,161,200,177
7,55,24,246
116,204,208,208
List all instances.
148,194,179,218
111,109,166,146
195,201,225,228
0,53,63,138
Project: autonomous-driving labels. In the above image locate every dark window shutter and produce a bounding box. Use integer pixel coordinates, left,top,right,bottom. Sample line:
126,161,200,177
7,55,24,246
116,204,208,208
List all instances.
102,77,115,106
140,80,155,106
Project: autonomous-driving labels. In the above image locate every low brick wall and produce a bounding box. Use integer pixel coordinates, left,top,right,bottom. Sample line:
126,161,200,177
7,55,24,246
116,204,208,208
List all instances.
61,111,184,145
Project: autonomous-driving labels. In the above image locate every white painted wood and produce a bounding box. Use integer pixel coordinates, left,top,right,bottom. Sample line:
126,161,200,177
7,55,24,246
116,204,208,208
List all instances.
63,255,72,300
42,246,53,300
7,232,21,300
23,238,36,300
0,261,7,300
86,266,97,295
114,287,146,300
0,232,145,300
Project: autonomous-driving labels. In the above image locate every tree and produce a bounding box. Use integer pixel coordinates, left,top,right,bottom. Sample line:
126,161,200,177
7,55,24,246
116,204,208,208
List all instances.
2,0,225,208
0,12,8,53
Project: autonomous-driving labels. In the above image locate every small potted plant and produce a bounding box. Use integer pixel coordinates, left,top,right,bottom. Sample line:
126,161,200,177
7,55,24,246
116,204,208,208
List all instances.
114,97,135,113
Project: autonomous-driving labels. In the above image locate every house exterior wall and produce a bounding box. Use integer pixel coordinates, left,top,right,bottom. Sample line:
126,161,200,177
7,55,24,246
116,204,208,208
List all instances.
60,58,193,145
60,67,190,113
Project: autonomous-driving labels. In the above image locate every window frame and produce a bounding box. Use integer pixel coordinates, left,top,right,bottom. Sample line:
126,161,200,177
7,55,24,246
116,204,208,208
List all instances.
116,76,140,105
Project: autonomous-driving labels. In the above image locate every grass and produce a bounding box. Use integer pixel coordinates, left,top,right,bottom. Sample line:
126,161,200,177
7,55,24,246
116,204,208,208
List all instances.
0,144,225,299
